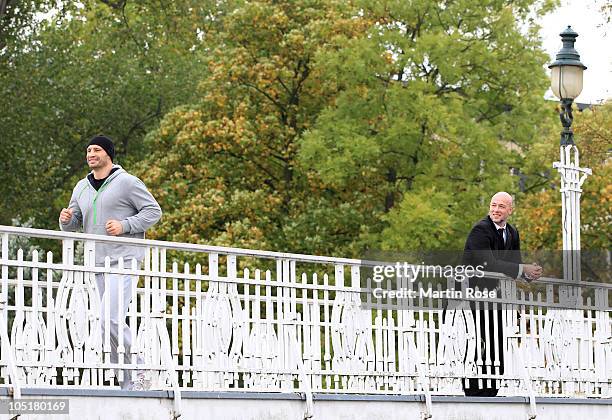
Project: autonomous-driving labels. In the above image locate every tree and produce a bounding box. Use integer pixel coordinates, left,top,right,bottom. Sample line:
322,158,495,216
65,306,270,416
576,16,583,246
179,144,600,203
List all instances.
139,0,560,257
517,101,612,252
300,0,557,251
0,0,230,227
0,0,60,52
137,0,372,256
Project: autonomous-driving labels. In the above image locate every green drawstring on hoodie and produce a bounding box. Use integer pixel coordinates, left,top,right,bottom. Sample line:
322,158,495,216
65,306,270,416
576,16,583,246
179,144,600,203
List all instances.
92,180,111,225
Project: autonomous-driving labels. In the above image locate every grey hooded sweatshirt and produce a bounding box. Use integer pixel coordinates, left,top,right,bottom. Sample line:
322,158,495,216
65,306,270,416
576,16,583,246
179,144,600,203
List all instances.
59,164,162,266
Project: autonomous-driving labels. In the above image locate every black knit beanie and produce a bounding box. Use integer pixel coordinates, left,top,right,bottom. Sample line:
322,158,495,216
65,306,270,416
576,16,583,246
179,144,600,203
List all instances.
87,135,115,161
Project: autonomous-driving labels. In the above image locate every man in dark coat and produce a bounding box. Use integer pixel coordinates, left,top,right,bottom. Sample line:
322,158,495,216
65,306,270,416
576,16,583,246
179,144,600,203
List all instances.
462,191,541,396
464,191,542,283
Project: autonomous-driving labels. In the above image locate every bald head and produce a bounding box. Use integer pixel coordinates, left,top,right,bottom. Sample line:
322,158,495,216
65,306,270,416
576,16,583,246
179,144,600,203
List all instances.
489,191,513,226
491,192,513,207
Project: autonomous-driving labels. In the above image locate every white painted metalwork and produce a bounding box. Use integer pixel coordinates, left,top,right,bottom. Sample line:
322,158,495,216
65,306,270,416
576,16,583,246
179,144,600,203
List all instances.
0,226,610,418
553,144,592,282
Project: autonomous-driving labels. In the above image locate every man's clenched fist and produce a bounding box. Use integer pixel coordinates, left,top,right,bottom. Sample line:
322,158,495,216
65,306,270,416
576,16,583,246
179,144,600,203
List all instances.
59,208,73,224
105,219,123,236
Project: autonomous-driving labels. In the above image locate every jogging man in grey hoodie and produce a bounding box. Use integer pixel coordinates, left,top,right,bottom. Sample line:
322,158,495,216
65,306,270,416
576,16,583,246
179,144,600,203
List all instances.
59,135,162,390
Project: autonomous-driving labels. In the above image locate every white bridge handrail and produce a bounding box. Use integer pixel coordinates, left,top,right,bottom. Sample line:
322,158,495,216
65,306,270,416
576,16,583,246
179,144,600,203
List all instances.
0,225,608,289
0,225,610,407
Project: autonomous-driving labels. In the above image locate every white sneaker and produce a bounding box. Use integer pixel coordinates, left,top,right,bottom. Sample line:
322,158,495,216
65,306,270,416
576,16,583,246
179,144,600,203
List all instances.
128,370,151,391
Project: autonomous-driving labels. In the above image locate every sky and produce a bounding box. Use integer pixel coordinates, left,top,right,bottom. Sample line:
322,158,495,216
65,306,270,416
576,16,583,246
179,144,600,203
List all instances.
539,0,611,103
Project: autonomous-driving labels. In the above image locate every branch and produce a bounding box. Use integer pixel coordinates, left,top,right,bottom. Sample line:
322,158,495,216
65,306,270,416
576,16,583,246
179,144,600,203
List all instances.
240,79,288,116
522,179,553,194
120,96,164,153
0,0,10,17
98,0,127,10
120,1,146,54
275,75,292,95
216,149,280,187
0,0,15,51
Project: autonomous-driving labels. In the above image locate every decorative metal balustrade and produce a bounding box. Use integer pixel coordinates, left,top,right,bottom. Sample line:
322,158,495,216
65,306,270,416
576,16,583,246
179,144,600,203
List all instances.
0,226,610,418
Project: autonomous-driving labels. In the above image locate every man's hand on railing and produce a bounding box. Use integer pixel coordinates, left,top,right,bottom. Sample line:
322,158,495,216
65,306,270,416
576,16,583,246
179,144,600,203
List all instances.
59,208,73,224
522,263,543,282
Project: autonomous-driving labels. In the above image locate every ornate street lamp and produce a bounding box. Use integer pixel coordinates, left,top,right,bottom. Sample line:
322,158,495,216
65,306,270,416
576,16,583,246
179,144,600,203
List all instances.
549,26,591,283
549,26,587,145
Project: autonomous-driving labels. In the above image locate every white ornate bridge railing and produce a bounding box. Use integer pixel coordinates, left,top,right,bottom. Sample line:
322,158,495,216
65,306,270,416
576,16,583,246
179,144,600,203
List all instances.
0,225,610,417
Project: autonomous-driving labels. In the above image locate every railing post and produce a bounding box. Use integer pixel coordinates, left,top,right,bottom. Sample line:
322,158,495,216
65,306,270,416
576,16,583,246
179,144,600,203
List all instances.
1,233,7,326
0,301,20,399
290,310,314,419
0,233,21,398
513,340,537,419
83,239,97,385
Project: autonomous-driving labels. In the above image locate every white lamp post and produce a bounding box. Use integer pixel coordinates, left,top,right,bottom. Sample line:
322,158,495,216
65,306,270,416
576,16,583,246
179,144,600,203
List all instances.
549,26,591,282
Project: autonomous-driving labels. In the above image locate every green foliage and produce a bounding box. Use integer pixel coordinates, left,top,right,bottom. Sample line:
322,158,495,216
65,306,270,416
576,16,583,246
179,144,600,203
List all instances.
300,0,557,251
0,0,231,227
137,0,372,256
517,102,612,251
6,0,603,260
140,0,560,256
380,189,455,250
0,0,59,52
